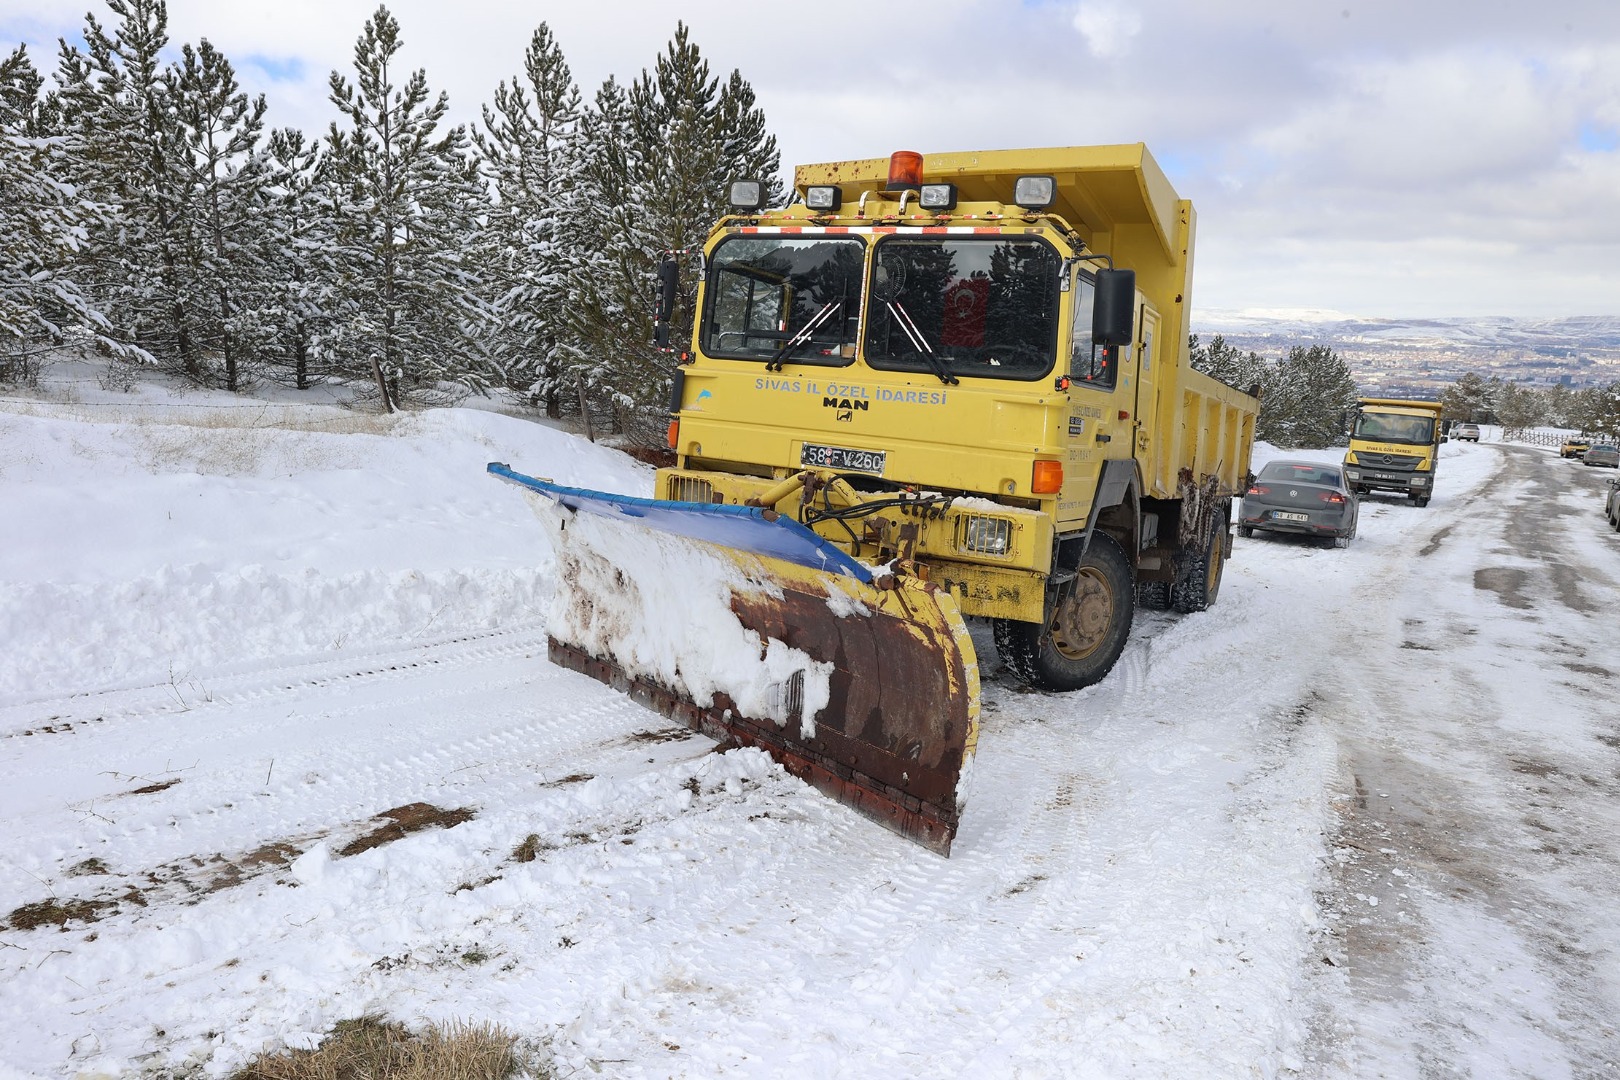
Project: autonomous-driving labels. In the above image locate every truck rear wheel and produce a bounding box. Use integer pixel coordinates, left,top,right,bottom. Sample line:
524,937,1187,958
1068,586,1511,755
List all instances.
1171,508,1228,613
994,532,1133,692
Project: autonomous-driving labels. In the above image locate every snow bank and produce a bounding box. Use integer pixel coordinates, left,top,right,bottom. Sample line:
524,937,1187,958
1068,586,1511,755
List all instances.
0,396,652,701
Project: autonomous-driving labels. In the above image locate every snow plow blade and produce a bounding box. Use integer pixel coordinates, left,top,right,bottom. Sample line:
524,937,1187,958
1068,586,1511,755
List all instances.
489,463,980,855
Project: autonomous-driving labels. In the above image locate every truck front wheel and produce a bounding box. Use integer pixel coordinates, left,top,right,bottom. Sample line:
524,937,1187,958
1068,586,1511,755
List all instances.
994,532,1133,692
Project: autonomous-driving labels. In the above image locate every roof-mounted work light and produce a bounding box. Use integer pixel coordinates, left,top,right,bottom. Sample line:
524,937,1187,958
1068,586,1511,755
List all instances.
886,150,923,191
805,185,842,211
1012,175,1056,210
728,179,766,210
918,183,957,211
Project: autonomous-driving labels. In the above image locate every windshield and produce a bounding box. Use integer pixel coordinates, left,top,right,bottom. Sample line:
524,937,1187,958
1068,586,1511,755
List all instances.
1353,412,1436,445
702,237,864,365
864,237,1061,381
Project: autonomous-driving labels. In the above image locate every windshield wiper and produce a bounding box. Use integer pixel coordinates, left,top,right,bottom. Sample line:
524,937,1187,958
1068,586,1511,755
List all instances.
886,300,958,385
765,300,843,372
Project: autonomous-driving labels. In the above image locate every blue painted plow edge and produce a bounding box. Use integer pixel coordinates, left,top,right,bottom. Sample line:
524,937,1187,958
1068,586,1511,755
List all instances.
488,463,874,585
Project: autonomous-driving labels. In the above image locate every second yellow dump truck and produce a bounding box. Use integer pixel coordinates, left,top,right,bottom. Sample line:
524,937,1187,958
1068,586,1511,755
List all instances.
494,144,1258,853
1342,398,1445,506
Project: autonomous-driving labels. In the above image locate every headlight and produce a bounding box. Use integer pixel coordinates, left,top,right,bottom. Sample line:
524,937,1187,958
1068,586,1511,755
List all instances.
1013,175,1056,209
728,179,765,210
804,185,841,211
918,183,957,211
1411,476,1428,486
1345,469,1361,480
959,515,1013,557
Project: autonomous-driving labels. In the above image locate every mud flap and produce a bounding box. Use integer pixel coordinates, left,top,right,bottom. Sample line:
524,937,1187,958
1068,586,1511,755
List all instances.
489,464,981,855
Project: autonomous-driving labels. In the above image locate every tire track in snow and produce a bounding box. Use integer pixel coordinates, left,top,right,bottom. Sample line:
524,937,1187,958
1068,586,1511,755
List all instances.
0,642,722,916
0,621,551,740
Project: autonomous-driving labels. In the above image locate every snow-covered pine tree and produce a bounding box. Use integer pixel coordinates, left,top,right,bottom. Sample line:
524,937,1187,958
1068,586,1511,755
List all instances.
1189,333,1266,396
715,70,781,209
559,74,653,433
54,0,201,379
1,44,50,136
1440,371,1493,424
170,40,270,391
259,128,345,391
0,45,119,383
566,25,783,441
1257,344,1358,448
326,5,495,404
474,22,582,417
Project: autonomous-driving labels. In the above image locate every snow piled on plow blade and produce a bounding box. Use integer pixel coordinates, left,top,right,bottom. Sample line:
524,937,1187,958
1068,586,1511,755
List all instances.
490,463,981,854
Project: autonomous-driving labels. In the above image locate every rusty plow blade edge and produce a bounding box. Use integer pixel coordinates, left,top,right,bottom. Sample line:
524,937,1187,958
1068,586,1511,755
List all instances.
490,463,982,855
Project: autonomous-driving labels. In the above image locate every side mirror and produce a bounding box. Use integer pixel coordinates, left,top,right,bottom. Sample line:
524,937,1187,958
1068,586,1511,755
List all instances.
653,258,679,349
1092,269,1136,346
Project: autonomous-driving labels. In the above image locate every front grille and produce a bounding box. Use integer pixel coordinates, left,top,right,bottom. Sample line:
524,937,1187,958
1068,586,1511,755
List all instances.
959,514,1013,557
1354,452,1422,471
668,476,714,503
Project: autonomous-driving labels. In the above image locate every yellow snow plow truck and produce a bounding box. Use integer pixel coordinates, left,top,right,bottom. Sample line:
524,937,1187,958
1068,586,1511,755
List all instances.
492,145,1258,854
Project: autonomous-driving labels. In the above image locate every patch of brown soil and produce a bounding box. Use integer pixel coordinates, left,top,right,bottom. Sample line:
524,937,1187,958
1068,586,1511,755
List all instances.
65,858,110,877
205,843,301,893
631,728,696,744
126,777,181,796
337,803,476,858
6,896,118,931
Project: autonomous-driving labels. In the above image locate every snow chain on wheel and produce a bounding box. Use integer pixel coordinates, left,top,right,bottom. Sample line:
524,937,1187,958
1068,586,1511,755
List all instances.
994,532,1134,692
1171,502,1228,614
1135,578,1172,609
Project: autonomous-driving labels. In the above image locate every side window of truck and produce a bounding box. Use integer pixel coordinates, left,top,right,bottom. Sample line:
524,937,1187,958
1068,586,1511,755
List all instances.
1069,273,1117,389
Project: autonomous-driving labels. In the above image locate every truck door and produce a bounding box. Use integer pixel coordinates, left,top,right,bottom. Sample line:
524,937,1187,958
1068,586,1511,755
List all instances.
1062,272,1128,531
1133,306,1160,466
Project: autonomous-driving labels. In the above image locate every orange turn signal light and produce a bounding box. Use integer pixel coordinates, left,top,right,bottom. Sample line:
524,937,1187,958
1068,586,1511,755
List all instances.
666,419,679,450
1032,460,1064,494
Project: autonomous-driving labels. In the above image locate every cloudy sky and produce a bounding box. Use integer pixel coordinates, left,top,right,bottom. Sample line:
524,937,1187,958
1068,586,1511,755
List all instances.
6,0,1619,319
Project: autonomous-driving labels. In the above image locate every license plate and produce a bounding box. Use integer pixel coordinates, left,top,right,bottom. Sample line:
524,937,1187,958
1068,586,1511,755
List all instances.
801,442,887,475
1273,511,1309,522
1372,473,1400,481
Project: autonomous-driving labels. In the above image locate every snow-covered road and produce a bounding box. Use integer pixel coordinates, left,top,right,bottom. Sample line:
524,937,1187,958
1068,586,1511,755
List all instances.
1,385,1616,1079
1304,442,1620,1078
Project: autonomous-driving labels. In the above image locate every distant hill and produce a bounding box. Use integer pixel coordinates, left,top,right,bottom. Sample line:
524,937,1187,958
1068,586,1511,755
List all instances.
1191,313,1620,395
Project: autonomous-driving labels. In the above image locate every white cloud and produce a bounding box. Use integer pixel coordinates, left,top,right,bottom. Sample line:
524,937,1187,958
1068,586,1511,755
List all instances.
7,0,1620,316
1071,1,1144,59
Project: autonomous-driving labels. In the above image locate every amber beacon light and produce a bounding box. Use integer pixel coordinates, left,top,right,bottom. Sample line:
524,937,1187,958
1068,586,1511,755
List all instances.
887,150,923,190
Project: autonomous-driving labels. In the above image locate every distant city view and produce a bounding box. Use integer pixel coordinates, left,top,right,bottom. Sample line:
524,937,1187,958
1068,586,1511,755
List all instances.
1193,313,1620,397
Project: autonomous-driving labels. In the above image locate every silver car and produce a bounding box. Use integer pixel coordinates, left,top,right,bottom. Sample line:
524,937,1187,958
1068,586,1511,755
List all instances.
1239,460,1360,547
1583,444,1619,468
1605,479,1620,532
